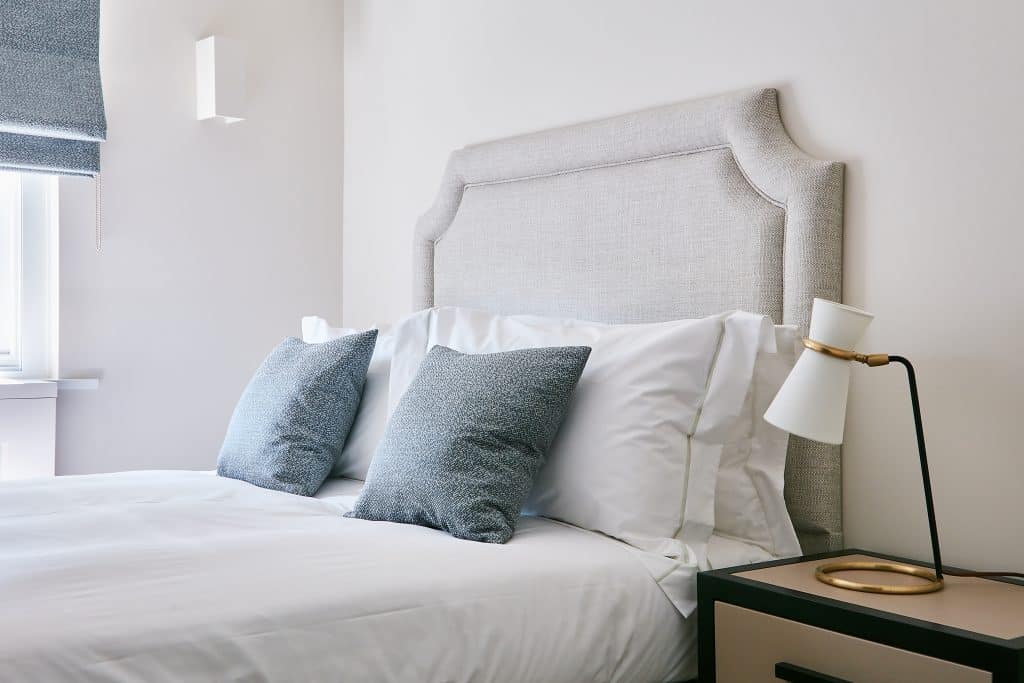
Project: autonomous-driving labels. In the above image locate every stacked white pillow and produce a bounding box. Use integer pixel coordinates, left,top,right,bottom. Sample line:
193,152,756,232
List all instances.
307,307,800,565
714,325,802,559
387,306,775,565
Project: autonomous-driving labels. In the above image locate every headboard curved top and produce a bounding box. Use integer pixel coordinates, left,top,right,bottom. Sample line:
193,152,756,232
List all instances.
413,87,844,553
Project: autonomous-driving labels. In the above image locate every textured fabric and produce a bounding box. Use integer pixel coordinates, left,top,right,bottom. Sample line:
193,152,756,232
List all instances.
349,344,590,543
217,330,377,496
0,0,106,176
300,316,384,481
434,151,785,323
411,88,844,553
0,131,99,176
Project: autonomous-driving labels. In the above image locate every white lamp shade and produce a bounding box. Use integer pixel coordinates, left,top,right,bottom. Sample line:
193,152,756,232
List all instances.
764,299,874,445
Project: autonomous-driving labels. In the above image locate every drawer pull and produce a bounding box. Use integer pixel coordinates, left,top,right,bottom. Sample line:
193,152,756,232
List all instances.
775,662,852,683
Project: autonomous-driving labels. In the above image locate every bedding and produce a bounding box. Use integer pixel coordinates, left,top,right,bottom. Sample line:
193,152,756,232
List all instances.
388,307,769,565
349,344,591,543
312,309,800,562
0,471,696,682
216,330,377,496
318,478,778,572
715,324,802,558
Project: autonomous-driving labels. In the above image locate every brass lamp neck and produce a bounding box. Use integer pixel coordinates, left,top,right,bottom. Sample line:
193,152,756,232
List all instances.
802,338,890,367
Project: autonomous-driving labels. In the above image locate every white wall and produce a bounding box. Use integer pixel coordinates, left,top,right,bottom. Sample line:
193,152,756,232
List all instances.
343,0,1024,570
57,0,344,474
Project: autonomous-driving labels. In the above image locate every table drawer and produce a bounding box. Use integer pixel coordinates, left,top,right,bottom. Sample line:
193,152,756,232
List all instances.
714,602,991,682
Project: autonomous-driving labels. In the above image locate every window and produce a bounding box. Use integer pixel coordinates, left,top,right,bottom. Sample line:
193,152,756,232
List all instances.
0,171,58,378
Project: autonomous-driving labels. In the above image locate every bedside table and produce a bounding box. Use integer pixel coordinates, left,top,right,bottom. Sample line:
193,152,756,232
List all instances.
697,549,1024,682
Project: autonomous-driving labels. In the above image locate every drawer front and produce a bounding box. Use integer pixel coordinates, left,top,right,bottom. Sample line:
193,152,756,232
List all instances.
714,602,991,683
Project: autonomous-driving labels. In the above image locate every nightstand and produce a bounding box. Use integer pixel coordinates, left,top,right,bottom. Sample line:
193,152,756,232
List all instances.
697,550,1024,682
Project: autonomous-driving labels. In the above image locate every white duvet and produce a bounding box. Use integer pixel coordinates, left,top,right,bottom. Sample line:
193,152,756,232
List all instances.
0,471,695,682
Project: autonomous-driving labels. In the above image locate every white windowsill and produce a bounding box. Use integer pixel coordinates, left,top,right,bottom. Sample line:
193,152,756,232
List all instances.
0,378,58,399
55,378,101,391
0,377,100,398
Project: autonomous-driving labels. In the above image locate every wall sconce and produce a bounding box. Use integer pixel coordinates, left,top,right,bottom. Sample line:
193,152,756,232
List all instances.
195,36,245,124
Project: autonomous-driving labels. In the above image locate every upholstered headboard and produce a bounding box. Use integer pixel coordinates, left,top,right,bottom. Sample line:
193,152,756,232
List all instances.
412,88,844,553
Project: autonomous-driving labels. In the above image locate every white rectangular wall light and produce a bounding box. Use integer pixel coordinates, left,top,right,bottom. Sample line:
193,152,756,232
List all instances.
196,36,246,124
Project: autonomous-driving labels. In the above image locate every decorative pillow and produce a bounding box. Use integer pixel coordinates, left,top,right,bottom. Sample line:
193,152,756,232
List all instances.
387,307,768,565
715,324,802,557
302,312,432,480
347,344,591,543
217,330,378,496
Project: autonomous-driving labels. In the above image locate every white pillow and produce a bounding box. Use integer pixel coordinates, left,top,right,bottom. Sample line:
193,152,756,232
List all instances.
387,306,771,566
301,311,431,480
301,317,356,345
714,325,802,558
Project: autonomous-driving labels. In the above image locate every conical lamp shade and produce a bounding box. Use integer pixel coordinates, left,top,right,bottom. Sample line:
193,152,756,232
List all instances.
764,299,874,445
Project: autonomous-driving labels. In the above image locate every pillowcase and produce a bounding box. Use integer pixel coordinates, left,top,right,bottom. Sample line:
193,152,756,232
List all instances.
348,344,591,543
714,325,802,557
301,316,355,344
387,306,768,563
217,330,377,496
301,310,431,480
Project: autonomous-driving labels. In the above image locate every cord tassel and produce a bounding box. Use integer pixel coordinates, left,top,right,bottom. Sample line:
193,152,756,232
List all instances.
95,173,103,252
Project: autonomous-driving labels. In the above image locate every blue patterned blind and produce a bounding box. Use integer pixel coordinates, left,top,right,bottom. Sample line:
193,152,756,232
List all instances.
0,0,106,176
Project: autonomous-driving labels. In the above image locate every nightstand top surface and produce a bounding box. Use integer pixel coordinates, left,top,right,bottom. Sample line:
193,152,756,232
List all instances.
736,552,1024,640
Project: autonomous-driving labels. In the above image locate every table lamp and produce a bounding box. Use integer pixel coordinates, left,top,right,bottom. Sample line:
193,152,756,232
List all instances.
765,298,1022,594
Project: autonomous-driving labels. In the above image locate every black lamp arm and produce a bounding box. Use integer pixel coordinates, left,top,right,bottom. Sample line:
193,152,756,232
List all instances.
801,338,1024,581
887,356,944,581
885,356,1024,581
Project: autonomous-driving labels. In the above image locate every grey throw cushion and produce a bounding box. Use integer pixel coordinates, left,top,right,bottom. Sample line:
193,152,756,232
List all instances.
347,344,591,543
217,330,378,496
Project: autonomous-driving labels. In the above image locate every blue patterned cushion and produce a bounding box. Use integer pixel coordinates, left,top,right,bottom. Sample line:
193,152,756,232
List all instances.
217,330,378,496
347,344,591,543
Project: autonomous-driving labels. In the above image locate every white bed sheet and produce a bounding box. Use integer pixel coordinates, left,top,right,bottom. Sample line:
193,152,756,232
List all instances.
316,479,785,575
0,471,696,683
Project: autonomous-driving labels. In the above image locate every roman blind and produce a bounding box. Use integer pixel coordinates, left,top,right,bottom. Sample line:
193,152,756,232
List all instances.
0,0,106,177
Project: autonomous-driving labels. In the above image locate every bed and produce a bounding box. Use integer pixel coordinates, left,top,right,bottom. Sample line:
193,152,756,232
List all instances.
2,472,695,681
0,87,842,682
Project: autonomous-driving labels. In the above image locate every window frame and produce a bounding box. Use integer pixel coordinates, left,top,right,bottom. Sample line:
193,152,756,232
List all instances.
0,171,59,379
